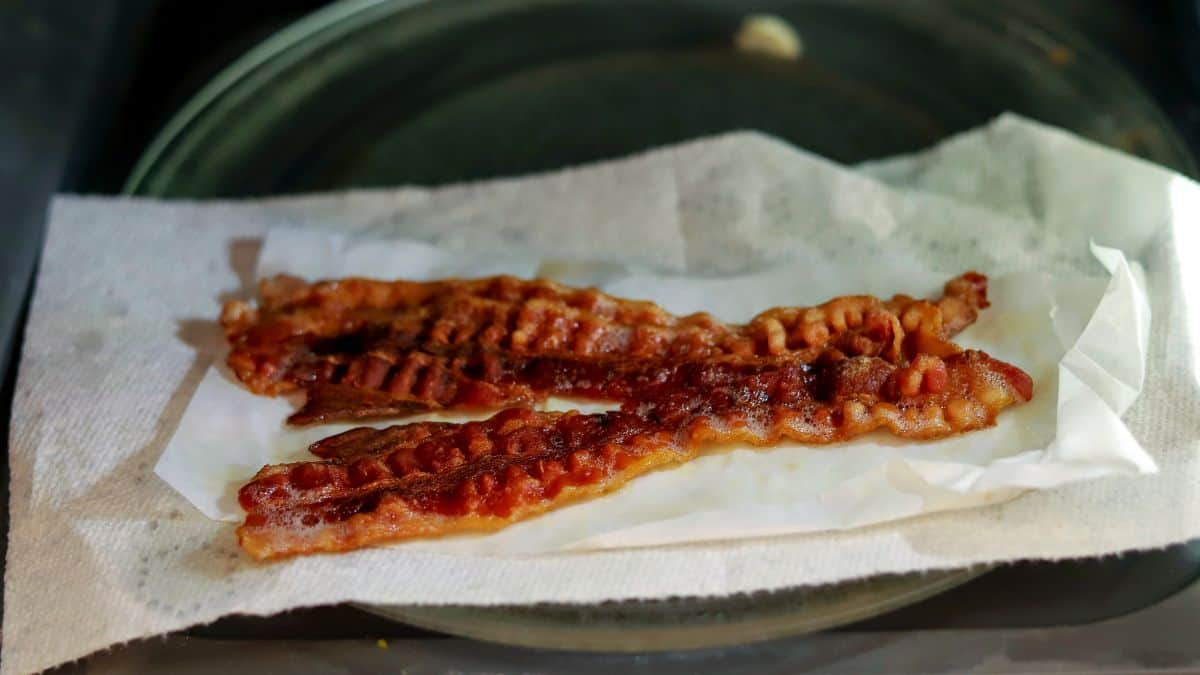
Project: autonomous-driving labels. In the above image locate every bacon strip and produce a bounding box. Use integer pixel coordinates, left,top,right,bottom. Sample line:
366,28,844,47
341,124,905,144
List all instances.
221,274,725,395
286,349,882,426
223,273,989,421
238,350,1033,559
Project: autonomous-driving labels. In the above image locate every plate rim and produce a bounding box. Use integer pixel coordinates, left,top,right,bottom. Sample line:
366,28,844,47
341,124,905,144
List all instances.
356,566,987,652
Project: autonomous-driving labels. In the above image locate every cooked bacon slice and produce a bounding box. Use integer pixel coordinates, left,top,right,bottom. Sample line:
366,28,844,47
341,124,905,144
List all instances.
281,306,899,424
223,273,988,419
284,307,950,425
221,274,717,395
238,350,1033,559
285,349,845,425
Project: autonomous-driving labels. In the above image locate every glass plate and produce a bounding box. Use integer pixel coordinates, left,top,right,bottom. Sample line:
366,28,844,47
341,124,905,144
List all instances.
126,0,1192,197
124,0,1191,650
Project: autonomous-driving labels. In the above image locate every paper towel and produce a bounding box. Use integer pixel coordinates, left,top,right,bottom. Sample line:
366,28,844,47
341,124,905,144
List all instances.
4,115,1199,674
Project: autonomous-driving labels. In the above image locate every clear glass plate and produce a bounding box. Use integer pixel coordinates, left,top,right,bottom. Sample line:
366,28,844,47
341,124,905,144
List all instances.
124,0,1191,650
126,0,1192,197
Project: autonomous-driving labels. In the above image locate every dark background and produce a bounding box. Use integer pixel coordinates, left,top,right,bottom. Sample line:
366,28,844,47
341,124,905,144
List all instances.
3,0,1200,643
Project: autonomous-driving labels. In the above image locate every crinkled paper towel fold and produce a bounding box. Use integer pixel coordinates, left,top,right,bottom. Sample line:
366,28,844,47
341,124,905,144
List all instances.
5,115,1200,675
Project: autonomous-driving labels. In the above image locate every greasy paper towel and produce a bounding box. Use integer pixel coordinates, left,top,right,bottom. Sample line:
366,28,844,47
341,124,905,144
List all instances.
5,115,1199,674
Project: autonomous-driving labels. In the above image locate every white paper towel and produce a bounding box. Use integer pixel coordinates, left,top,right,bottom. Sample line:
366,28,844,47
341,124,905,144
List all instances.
5,115,1200,675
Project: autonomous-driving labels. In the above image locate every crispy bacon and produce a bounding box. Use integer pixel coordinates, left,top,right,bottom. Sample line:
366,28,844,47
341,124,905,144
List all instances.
238,350,1033,559
286,351,874,426
281,317,898,424
221,274,718,395
223,274,989,421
